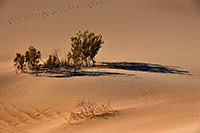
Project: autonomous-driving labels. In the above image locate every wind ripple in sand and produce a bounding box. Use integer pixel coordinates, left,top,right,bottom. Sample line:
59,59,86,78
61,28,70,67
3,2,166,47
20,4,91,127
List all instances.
0,103,61,131
0,0,110,26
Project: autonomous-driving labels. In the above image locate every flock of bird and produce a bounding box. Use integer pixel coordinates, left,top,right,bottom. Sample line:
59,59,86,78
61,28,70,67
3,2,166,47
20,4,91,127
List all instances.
0,0,110,26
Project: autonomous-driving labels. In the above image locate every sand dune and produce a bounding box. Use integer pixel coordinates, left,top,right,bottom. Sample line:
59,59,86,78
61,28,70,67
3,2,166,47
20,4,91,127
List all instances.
0,0,200,132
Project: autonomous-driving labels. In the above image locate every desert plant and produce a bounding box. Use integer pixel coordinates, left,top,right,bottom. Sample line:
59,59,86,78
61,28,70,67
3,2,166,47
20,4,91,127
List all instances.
68,30,104,67
25,46,41,70
14,46,41,72
66,100,115,124
14,53,25,72
60,57,68,66
46,54,60,68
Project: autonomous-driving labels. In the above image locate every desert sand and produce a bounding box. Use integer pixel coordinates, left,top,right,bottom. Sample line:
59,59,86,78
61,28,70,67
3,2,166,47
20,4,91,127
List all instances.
0,0,200,132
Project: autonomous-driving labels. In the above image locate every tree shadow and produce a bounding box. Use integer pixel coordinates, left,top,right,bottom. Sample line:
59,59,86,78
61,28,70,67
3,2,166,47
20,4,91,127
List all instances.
97,62,190,75
28,67,134,78
28,61,189,78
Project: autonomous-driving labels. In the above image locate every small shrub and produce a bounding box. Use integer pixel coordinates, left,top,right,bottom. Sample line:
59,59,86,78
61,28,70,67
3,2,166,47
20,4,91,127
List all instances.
60,57,68,66
14,53,25,72
25,46,41,70
68,30,104,67
66,100,116,124
46,54,60,68
14,46,41,72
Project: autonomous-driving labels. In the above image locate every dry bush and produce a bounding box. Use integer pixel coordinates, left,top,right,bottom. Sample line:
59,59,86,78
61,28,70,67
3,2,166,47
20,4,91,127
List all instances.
46,50,69,68
66,100,116,124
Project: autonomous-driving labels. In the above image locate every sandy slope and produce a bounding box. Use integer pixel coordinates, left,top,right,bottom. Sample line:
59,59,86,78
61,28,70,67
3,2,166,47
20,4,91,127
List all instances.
0,0,200,132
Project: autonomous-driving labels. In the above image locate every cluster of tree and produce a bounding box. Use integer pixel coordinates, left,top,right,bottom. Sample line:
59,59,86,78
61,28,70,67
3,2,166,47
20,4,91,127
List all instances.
14,30,104,72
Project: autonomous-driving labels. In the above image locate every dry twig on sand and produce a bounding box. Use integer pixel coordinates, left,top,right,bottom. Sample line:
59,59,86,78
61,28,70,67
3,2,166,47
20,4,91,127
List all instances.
66,100,116,124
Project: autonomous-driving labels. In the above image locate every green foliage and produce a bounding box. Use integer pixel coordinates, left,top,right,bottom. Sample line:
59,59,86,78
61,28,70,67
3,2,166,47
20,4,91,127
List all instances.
68,30,104,67
14,30,104,74
14,53,25,72
25,46,41,70
14,46,41,72
46,54,59,68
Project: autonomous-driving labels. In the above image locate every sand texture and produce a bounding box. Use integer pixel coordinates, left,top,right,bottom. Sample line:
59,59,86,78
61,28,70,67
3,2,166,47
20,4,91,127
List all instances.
0,0,200,132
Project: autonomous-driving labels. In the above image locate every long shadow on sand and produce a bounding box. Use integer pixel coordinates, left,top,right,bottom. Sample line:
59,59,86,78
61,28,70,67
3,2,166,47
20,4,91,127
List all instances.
29,62,189,78
97,62,189,75
29,67,135,78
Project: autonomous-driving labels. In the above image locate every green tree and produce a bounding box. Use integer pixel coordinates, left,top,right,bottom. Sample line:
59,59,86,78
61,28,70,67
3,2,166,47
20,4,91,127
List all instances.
68,30,104,67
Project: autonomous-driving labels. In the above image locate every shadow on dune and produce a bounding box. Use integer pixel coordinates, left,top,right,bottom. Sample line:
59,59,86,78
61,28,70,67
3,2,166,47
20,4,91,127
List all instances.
28,62,189,78
29,67,135,78
98,62,189,75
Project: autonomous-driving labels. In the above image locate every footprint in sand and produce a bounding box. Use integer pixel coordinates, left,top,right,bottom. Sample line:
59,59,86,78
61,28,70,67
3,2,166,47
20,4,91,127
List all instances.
0,0,111,26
